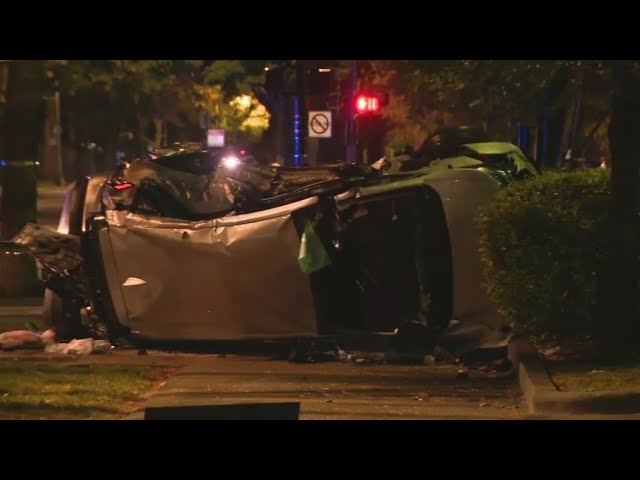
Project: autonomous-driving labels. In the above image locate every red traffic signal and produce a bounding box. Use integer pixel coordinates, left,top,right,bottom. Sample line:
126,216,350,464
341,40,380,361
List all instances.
355,94,381,114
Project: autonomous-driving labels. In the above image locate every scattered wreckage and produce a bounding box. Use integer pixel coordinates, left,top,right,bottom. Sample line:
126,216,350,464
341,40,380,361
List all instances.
0,328,111,354
7,133,538,354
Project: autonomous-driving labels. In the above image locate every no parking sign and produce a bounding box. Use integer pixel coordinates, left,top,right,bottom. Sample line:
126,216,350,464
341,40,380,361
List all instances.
308,111,332,138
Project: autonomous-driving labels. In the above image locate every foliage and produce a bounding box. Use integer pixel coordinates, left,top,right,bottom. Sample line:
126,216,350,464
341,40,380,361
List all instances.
194,86,270,144
477,169,614,341
360,60,613,162
42,60,270,152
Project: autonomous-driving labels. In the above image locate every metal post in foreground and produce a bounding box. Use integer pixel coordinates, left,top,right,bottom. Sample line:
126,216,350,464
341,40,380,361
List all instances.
346,60,357,164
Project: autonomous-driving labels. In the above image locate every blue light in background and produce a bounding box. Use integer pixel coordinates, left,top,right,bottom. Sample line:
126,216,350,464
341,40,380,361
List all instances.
0,160,6,167
293,96,301,166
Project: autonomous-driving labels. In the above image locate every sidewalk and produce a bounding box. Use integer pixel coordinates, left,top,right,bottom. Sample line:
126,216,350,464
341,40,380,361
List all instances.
128,354,523,420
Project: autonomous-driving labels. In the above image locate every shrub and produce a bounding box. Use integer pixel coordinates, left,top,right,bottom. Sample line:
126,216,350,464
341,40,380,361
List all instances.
477,169,613,341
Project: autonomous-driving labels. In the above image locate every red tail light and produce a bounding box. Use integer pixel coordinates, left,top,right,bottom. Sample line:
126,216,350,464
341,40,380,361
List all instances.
112,182,134,191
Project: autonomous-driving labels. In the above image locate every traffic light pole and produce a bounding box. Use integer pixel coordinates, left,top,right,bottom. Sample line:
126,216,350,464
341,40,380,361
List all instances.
346,60,357,164
294,60,305,166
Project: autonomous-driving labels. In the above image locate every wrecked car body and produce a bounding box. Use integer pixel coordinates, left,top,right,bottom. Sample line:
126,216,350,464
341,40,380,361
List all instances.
12,142,538,343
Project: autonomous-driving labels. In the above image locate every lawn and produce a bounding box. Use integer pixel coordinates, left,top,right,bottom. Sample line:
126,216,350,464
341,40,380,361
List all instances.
0,361,170,419
548,361,640,393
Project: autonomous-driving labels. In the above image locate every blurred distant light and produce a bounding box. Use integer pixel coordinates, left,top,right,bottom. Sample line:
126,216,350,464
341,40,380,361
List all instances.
237,95,252,109
221,155,240,169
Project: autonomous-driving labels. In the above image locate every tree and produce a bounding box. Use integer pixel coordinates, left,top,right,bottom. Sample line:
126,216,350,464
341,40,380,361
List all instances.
364,59,637,355
0,60,43,240
47,60,271,168
597,60,640,356
361,60,612,166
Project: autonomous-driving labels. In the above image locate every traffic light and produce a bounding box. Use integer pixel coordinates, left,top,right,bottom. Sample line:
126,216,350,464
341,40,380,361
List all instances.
355,92,388,115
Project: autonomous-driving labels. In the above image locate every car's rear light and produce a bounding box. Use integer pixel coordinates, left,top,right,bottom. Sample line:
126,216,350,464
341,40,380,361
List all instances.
240,149,246,156
112,182,134,191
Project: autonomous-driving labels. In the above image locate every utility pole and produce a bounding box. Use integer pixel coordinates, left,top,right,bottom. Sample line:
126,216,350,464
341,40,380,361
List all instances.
293,60,305,166
53,91,63,185
0,60,39,240
345,60,357,164
41,88,64,185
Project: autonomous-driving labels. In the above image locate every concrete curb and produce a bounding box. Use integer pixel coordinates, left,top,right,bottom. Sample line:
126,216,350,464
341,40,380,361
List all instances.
0,306,43,316
123,361,198,420
508,336,640,416
124,357,303,420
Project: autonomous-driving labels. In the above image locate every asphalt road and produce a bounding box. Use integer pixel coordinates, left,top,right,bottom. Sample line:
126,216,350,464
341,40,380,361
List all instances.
0,184,69,230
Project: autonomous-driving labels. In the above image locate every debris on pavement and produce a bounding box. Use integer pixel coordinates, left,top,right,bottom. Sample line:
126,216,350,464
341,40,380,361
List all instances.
65,338,93,355
351,352,386,364
432,345,457,364
288,339,351,363
0,328,111,355
285,335,516,375
44,337,112,355
44,343,70,354
0,330,44,350
40,329,56,345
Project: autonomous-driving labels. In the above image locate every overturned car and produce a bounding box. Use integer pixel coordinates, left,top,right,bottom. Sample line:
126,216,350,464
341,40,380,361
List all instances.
12,139,538,343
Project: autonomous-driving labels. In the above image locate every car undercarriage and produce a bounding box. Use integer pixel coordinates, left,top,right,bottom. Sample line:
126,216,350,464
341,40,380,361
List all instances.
8,143,537,345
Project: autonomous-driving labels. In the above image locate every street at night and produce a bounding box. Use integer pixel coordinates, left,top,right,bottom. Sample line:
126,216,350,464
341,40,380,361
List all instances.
1,59,640,421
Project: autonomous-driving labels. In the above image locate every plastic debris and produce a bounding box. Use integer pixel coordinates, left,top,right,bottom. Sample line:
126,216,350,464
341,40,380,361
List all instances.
0,329,112,355
92,340,112,354
298,221,331,275
65,338,94,355
45,342,69,354
40,329,56,345
0,330,43,350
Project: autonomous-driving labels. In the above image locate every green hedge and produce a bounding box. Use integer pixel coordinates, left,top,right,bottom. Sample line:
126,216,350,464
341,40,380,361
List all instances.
477,169,613,340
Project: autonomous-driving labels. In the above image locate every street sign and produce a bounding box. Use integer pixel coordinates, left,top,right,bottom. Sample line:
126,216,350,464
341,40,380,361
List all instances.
308,111,332,138
207,129,225,147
